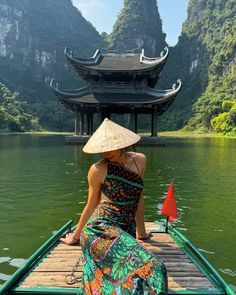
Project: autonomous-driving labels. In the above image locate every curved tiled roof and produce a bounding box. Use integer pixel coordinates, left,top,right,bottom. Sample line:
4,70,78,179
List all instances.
50,79,181,107
65,47,168,72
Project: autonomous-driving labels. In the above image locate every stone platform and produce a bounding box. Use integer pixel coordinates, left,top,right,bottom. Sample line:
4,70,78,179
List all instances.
65,135,165,146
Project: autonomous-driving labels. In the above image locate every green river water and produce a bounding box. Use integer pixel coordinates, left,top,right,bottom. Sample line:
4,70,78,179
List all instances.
0,135,235,288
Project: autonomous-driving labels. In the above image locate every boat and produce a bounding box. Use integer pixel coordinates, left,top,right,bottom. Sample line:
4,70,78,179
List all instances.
0,220,235,295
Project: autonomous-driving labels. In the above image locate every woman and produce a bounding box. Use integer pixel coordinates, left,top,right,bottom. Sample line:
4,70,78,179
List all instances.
61,118,167,294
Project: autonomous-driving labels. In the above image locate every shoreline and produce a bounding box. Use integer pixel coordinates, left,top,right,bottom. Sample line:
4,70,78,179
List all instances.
0,131,235,139
158,131,236,139
0,131,73,136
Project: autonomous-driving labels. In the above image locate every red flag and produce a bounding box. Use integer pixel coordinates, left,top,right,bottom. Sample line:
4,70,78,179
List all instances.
161,182,178,223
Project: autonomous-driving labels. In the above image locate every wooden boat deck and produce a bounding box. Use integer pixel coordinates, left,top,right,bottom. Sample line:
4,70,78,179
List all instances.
17,222,220,294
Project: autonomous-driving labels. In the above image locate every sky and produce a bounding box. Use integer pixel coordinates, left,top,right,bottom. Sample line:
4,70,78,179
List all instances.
72,0,189,46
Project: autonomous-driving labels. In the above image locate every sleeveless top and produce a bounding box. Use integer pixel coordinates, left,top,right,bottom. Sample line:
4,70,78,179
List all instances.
90,160,144,236
101,161,144,204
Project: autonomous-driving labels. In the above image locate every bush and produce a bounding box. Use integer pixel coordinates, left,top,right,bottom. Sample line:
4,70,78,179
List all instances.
211,112,230,132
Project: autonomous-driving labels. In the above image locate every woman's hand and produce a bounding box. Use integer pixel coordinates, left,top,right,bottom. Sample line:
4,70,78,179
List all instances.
60,233,80,245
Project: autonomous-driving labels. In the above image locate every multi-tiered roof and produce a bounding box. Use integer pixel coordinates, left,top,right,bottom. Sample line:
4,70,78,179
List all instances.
51,47,181,137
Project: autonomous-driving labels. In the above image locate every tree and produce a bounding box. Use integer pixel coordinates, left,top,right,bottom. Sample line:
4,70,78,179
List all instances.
0,82,39,132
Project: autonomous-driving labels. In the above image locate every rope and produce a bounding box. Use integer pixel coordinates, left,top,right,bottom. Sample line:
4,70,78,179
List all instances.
65,257,82,285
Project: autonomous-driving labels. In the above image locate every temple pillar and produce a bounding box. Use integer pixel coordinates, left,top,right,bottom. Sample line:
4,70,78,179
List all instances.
151,107,158,137
97,107,102,125
86,112,90,135
134,110,138,133
75,107,80,135
90,113,94,134
80,110,85,135
130,107,135,132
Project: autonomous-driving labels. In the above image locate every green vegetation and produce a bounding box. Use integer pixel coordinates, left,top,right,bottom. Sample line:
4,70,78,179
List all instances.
161,0,236,134
0,82,75,133
185,0,236,133
0,82,39,132
108,0,166,55
159,130,236,138
29,101,75,132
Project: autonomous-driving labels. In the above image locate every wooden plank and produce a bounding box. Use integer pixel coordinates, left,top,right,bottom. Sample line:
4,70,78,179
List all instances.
46,253,82,258
21,274,214,290
35,264,83,271
23,273,213,284
49,249,185,256
34,265,200,274
43,256,190,265
29,270,206,278
21,283,215,291
55,243,179,251
168,283,215,290
20,280,83,289
34,260,197,272
32,267,205,279
40,257,198,269
27,273,210,282
54,244,81,250
148,233,176,243
20,282,215,290
139,242,179,248
45,253,188,259
53,244,181,251
168,272,205,277
145,249,186,255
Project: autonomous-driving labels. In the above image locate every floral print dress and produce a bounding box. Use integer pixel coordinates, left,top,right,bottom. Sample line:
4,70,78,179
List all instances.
78,161,167,294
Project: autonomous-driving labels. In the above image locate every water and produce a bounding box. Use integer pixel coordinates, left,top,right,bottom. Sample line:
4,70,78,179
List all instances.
0,135,236,287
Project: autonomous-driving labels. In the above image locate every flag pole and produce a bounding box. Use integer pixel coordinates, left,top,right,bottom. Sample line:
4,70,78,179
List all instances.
165,216,169,233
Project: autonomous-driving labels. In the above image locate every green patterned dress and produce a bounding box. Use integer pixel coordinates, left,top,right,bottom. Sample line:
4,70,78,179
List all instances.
78,161,167,294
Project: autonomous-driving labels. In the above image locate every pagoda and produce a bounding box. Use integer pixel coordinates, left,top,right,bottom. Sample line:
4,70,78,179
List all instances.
51,47,181,139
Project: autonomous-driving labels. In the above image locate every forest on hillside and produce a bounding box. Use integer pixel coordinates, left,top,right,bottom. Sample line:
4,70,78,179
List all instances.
183,0,236,133
0,0,235,134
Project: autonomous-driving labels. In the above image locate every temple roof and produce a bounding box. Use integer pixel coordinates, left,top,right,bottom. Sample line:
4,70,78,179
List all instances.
65,47,168,74
50,79,181,108
51,47,182,117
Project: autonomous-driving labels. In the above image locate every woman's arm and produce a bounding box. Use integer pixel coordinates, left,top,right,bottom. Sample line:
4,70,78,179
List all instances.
134,153,150,239
61,163,104,244
135,196,148,237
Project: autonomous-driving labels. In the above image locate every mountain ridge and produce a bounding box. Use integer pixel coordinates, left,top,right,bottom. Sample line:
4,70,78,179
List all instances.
0,0,235,133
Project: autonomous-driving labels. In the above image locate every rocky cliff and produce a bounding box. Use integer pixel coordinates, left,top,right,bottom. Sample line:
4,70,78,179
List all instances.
0,0,103,130
108,0,167,56
160,0,236,132
0,0,103,96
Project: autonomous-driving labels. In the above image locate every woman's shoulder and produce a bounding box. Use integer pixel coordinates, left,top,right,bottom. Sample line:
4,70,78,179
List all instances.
89,159,107,172
128,151,146,163
126,151,146,178
88,159,107,180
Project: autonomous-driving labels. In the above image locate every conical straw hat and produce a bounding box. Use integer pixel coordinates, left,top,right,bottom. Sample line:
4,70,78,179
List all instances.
83,118,140,153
